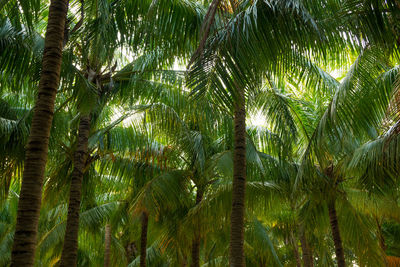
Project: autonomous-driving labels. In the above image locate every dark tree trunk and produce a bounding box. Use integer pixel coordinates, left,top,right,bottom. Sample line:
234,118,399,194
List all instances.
291,232,301,267
125,242,137,263
10,0,69,265
140,211,149,267
191,188,204,267
229,90,246,267
182,257,188,267
299,230,314,267
104,224,111,267
375,218,386,252
59,114,91,266
328,201,346,267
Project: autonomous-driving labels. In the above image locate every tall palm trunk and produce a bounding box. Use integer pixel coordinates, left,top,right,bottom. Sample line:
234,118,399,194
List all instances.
140,211,149,267
328,200,346,267
229,90,246,266
10,0,69,265
191,188,204,267
104,224,111,267
59,114,91,266
125,242,137,263
375,218,386,252
290,232,301,267
182,257,188,267
299,230,314,267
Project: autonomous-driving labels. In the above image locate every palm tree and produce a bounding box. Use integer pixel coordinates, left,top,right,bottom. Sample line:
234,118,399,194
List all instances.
129,83,288,265
59,114,91,266
293,44,400,266
1,0,205,262
187,1,343,265
55,0,205,264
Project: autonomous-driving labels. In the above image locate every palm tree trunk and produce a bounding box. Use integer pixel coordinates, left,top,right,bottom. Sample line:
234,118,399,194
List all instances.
125,242,137,263
140,211,149,267
182,257,188,267
229,90,246,267
191,188,204,267
299,230,314,267
375,217,386,252
290,232,301,267
59,114,91,266
104,224,111,267
328,200,346,267
10,0,69,265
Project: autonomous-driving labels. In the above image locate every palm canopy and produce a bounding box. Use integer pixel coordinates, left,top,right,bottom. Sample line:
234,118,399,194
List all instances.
1,0,400,266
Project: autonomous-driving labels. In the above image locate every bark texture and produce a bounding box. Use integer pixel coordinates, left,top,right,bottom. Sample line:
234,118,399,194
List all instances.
328,201,346,267
140,211,149,267
191,188,204,267
291,232,301,267
104,224,111,267
300,230,314,267
229,91,246,267
60,114,91,266
376,218,386,252
10,0,69,265
125,242,137,263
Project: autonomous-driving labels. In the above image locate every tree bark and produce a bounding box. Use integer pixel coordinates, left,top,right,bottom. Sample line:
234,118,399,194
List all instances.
182,256,188,267
59,114,91,267
328,200,346,267
104,224,111,267
140,211,149,267
290,232,301,267
375,217,386,252
299,230,314,267
125,242,137,263
191,188,204,267
10,0,69,265
229,90,246,267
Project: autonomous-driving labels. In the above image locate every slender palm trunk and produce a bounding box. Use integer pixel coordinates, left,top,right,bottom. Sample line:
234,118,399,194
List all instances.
191,188,204,267
229,90,246,267
125,242,137,263
104,224,111,267
10,0,69,265
59,114,91,266
290,232,301,267
376,218,386,252
182,257,188,267
299,230,314,267
328,200,346,267
140,211,149,267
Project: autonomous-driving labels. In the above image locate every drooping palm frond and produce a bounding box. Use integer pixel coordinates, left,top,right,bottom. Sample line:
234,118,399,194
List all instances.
0,18,43,91
132,170,191,216
245,218,283,267
0,189,17,266
336,196,385,266
127,241,168,267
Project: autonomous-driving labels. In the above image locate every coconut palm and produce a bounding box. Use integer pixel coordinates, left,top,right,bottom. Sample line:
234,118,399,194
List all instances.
7,0,68,264
187,1,349,265
49,0,206,264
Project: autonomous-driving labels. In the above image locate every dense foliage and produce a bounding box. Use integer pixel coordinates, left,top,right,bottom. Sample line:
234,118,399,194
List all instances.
1,0,400,266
